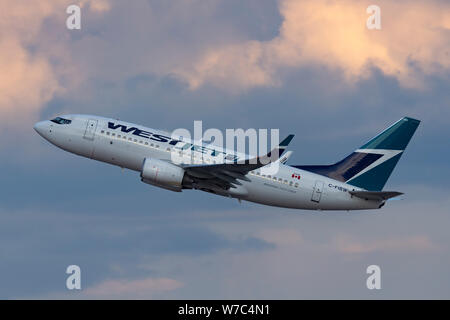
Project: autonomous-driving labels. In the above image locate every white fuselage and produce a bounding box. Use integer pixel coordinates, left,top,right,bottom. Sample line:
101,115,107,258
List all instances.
34,114,383,210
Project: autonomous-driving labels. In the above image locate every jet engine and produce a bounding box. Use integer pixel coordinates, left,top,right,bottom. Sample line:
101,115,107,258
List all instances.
140,158,185,192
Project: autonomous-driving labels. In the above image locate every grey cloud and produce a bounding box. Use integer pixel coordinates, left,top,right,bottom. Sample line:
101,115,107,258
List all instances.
0,203,273,298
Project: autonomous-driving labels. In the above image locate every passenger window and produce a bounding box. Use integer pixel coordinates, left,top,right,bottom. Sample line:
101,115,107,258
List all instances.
118,135,121,138
294,183,299,187
139,141,143,144
106,132,110,135
101,130,104,134
289,181,293,186
112,133,115,136
145,142,148,145
128,137,132,141
133,139,137,142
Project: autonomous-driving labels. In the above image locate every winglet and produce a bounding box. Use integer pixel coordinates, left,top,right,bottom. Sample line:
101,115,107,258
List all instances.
278,134,295,157
276,151,293,164
249,134,294,166
242,134,295,163
280,134,295,147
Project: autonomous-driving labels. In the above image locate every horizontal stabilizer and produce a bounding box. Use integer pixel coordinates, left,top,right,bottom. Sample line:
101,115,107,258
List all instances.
349,191,403,201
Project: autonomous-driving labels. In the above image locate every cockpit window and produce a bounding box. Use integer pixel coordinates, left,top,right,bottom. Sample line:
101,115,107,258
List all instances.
51,117,72,125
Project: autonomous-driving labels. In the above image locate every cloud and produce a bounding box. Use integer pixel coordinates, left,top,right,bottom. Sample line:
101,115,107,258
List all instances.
175,0,450,92
255,228,438,255
334,235,438,254
4,184,450,299
33,276,183,299
80,0,110,13
0,0,111,127
0,1,62,123
0,38,60,121
83,277,183,299
257,228,304,246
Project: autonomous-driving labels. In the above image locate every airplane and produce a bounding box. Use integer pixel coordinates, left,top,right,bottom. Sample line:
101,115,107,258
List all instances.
34,115,420,210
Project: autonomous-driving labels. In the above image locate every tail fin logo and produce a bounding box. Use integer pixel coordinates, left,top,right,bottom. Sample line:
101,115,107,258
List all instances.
290,116,419,191
346,149,403,183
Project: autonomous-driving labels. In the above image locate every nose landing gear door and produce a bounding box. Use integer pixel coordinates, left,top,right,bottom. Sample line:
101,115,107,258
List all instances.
84,119,98,140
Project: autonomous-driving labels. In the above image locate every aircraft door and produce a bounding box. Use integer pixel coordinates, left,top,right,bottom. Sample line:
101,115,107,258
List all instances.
311,180,324,203
84,119,98,140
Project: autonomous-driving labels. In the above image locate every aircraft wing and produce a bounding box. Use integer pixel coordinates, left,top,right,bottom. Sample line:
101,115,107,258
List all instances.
349,191,403,200
182,134,294,190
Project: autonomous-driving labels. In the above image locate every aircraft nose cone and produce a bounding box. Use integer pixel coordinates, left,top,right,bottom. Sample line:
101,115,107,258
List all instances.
33,121,47,137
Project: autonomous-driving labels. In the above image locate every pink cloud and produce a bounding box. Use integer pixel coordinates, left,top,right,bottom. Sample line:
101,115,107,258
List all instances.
335,234,438,254
175,0,450,92
0,0,111,128
83,277,183,299
258,228,304,246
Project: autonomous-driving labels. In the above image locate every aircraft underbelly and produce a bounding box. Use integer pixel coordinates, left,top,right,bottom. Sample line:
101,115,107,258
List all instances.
242,178,380,210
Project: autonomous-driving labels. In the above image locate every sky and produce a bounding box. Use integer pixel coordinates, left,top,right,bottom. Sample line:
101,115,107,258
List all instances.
0,0,449,299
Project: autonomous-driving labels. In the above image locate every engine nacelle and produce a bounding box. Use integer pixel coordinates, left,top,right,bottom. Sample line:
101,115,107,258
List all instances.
140,158,185,192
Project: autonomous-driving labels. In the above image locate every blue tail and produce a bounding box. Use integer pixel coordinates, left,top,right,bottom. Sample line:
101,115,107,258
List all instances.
292,117,420,191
